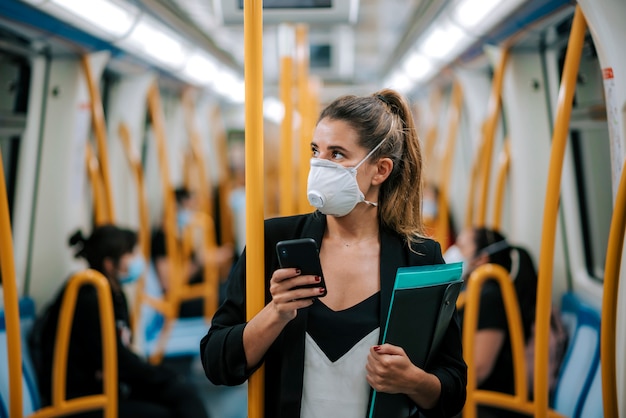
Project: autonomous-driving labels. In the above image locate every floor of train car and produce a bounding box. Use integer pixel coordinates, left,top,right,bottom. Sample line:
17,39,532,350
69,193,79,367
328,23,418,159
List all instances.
164,356,248,418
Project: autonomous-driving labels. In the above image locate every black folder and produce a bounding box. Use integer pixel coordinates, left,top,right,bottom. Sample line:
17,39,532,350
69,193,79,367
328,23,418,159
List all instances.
368,262,463,418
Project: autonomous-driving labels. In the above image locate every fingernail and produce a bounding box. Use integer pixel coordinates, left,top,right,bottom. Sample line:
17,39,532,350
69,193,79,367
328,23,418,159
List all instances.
295,269,301,275
373,345,381,351
319,287,326,293
315,275,321,282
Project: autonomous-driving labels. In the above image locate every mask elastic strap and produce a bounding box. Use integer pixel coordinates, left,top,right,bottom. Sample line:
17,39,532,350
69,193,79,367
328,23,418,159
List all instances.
354,135,389,170
355,137,390,208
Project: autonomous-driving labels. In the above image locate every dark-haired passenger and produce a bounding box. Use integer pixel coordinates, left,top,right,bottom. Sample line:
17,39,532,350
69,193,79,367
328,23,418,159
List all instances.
456,227,537,418
32,224,209,418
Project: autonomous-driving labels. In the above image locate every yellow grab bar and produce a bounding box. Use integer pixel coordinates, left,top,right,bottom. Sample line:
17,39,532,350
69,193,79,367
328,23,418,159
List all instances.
600,163,626,417
244,1,266,416
30,270,118,418
534,7,586,418
82,55,115,222
492,140,511,231
279,51,296,216
464,140,482,229
180,212,220,319
435,81,463,251
85,142,110,225
118,122,151,335
462,264,567,418
211,106,236,248
423,88,443,184
0,146,24,418
296,24,312,214
476,48,509,227
182,90,215,219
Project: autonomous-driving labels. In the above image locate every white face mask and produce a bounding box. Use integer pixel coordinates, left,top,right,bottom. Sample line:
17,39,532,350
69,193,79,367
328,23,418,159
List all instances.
307,137,388,217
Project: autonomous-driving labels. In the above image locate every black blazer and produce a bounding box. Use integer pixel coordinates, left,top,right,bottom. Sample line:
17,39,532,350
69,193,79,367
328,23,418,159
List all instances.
200,212,466,418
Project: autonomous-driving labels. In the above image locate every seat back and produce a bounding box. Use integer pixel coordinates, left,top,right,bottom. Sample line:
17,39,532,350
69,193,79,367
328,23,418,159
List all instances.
552,292,601,418
0,297,40,417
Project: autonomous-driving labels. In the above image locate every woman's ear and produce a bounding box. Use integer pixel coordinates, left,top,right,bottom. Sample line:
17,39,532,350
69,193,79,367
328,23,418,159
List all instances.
372,157,393,186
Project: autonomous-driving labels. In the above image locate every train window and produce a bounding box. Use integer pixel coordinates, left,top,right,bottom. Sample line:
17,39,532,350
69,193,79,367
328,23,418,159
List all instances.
566,38,611,281
0,49,31,220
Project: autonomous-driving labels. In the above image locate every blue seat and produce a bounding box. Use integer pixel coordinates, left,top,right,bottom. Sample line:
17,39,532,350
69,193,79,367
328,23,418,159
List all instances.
140,263,210,358
0,297,40,418
552,292,602,418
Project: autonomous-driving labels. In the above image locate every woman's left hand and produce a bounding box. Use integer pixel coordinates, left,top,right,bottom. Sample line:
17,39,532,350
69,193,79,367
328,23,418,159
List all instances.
365,343,421,394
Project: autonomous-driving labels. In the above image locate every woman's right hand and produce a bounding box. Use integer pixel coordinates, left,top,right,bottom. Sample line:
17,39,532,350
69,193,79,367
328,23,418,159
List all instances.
269,268,325,321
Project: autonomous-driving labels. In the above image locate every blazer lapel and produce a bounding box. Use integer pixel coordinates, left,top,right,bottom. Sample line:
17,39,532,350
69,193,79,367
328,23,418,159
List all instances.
378,228,408,340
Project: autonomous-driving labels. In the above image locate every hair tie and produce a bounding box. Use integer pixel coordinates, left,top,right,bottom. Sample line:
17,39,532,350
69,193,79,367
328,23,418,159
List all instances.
376,94,391,106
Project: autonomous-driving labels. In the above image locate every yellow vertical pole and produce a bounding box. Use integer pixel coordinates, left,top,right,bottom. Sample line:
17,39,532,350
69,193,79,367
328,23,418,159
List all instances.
534,7,586,418
82,55,116,222
279,25,295,217
436,81,463,251
601,162,626,418
244,1,265,417
0,150,23,418
491,140,511,231
212,106,236,247
296,24,312,214
476,48,509,227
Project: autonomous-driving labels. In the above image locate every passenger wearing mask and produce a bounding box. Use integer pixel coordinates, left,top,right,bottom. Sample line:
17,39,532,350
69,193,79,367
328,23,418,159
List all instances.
151,187,233,316
32,225,209,418
455,227,538,418
201,89,466,417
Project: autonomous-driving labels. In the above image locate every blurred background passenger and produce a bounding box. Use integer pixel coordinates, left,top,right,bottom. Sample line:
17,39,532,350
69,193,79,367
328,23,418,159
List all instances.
31,224,209,418
151,187,233,316
456,227,538,418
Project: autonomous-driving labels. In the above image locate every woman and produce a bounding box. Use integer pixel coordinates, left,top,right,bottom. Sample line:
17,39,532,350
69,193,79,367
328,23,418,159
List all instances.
456,227,538,418
34,224,209,418
201,89,466,417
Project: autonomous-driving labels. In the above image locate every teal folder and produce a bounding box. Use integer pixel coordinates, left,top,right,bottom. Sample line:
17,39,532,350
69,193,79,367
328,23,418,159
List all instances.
368,262,463,418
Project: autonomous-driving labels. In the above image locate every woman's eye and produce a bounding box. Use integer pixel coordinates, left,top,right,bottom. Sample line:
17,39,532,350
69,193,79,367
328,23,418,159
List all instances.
332,151,344,159
311,147,319,157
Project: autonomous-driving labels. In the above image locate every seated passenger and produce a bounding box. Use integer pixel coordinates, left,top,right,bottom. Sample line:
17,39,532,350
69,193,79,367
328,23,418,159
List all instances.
151,187,233,317
456,227,537,418
31,224,209,418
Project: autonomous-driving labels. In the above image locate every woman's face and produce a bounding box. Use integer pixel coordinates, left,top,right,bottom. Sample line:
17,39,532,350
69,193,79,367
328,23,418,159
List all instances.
311,118,378,198
456,228,481,276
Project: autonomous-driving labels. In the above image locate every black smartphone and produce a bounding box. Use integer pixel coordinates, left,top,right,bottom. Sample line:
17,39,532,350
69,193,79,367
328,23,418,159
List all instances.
276,238,327,297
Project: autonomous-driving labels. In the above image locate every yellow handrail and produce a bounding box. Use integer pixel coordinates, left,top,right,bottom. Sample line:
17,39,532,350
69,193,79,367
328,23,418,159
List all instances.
29,269,118,418
211,106,236,248
534,7,586,418
82,55,115,222
279,50,296,216
491,140,511,231
476,48,509,227
423,87,443,184
465,137,484,229
296,24,312,214
0,145,24,418
462,264,565,418
244,1,265,416
85,142,110,225
182,90,215,220
435,81,463,251
600,165,626,417
146,82,183,363
118,122,151,334
180,212,220,319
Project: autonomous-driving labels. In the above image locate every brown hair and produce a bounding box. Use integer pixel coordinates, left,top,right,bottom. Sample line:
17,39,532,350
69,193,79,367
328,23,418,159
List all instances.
318,88,425,244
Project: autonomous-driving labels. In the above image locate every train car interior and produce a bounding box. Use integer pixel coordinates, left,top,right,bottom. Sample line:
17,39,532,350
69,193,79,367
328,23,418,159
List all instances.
1,0,625,417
